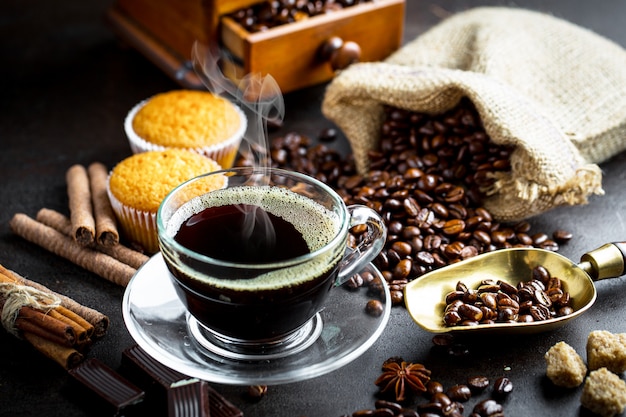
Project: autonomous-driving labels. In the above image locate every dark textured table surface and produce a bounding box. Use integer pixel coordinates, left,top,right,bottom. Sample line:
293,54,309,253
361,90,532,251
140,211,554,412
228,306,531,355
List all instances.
2,1,626,416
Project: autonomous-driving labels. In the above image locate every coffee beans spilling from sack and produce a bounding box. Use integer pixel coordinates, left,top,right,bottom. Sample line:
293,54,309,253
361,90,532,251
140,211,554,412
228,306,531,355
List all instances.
237,99,570,306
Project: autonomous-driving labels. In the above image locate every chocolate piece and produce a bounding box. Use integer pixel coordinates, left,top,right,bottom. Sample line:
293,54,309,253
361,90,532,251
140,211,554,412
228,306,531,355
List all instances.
168,379,210,417
122,344,188,389
207,384,244,417
122,345,243,417
68,358,144,414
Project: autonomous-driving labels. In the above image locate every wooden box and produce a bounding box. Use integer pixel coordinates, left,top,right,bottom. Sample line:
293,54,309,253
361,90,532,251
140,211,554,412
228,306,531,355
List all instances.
106,0,405,94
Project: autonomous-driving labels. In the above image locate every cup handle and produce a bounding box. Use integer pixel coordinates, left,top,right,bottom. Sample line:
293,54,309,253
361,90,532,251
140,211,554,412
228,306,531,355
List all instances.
335,205,387,286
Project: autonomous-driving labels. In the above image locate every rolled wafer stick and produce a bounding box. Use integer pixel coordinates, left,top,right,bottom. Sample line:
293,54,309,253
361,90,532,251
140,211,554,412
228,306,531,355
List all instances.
67,164,95,246
36,208,149,269
23,332,83,370
0,265,109,337
10,213,136,287
88,162,119,247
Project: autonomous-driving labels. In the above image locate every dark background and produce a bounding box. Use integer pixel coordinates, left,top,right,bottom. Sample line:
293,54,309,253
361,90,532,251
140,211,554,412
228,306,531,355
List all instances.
2,1,626,416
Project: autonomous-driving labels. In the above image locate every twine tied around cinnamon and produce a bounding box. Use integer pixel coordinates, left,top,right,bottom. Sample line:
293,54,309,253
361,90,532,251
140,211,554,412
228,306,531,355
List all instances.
0,283,61,337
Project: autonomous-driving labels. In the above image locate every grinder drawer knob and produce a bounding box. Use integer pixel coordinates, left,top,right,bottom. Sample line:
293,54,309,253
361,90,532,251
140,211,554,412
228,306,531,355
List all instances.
320,36,362,70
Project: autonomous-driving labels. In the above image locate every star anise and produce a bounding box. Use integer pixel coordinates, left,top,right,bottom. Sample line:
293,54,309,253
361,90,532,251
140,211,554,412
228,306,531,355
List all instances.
374,359,431,402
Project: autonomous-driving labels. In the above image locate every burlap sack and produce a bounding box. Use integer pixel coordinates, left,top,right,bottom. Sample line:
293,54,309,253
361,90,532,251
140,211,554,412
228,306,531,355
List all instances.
322,7,626,221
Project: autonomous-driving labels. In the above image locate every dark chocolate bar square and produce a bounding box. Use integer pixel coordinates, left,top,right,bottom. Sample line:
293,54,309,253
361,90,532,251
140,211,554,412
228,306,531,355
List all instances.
167,379,210,417
122,345,243,417
68,358,145,415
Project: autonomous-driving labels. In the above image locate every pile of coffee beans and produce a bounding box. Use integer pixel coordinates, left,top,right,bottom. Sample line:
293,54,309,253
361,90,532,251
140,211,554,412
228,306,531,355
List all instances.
229,0,374,33
340,357,512,417
444,266,574,327
236,99,571,307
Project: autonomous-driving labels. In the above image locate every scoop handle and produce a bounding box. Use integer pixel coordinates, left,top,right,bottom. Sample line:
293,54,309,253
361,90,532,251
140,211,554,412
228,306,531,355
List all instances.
579,242,626,280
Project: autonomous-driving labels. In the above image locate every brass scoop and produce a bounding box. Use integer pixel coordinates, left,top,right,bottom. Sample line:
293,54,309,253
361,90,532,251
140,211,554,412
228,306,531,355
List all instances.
404,242,626,334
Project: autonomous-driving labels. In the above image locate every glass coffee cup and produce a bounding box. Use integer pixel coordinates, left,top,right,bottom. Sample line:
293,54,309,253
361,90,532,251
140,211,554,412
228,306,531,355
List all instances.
157,167,386,359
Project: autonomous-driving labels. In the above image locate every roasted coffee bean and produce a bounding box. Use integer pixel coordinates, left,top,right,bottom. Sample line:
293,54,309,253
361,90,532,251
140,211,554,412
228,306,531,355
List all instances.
443,219,466,235
417,402,443,414
365,300,384,317
247,384,268,399
432,392,453,408
473,399,504,417
467,376,490,393
531,265,550,283
532,232,550,246
529,304,551,321
431,333,455,347
425,380,444,397
393,259,412,279
319,127,338,142
458,304,483,321
374,400,402,414
447,384,472,402
553,229,573,243
390,290,403,306
391,241,413,257
493,376,513,397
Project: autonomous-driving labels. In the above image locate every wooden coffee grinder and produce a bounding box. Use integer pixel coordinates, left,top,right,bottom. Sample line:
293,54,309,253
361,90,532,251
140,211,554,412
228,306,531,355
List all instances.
106,0,406,94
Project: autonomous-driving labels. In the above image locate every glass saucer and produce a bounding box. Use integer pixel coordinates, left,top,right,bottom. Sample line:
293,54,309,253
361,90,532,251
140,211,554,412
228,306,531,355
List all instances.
122,253,391,385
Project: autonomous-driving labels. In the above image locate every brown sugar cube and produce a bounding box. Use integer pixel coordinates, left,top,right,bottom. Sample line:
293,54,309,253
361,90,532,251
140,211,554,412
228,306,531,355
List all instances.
581,367,626,417
545,341,587,388
587,330,626,374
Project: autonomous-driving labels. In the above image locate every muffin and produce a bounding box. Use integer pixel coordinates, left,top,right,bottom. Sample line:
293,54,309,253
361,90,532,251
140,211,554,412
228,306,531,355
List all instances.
125,90,247,168
107,149,225,254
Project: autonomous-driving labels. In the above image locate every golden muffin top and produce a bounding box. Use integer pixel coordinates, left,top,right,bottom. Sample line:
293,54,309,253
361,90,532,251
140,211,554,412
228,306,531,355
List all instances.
132,90,243,148
108,149,224,213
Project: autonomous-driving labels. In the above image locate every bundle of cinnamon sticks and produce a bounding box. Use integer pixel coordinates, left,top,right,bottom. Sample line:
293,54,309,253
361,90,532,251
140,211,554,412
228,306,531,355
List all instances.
3,162,153,368
0,264,109,369
10,162,150,287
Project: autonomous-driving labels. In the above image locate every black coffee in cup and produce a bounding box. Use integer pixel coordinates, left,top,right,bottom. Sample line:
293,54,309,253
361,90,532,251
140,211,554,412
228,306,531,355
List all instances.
174,203,310,263
164,185,345,341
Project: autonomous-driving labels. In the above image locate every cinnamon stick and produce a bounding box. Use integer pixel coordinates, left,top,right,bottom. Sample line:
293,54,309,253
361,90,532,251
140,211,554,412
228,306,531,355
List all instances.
36,208,149,269
0,265,109,337
15,306,76,347
10,213,136,287
66,164,95,246
56,305,94,338
88,162,119,247
48,309,89,343
23,332,83,369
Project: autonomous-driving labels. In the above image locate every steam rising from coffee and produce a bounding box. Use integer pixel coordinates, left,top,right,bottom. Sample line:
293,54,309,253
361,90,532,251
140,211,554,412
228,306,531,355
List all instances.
191,42,286,255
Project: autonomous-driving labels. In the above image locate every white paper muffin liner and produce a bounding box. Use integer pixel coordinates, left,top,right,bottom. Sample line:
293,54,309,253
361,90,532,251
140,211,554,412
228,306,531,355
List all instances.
107,182,159,254
124,97,247,168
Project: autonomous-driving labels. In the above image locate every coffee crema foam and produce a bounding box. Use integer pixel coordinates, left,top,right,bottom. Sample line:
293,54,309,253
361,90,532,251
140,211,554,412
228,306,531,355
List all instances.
167,186,345,291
